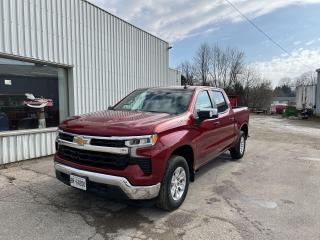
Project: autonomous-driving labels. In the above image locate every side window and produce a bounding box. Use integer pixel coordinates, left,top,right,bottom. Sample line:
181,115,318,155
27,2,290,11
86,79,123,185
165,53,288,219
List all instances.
194,91,212,117
212,91,228,113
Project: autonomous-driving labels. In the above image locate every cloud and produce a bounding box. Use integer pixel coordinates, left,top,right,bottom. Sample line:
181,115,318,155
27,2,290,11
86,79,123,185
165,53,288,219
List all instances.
176,27,220,42
251,48,320,86
88,0,320,42
294,41,301,45
306,40,316,46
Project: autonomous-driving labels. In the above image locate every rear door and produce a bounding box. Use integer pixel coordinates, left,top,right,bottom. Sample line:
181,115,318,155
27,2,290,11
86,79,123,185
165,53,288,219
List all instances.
209,90,236,153
193,90,222,167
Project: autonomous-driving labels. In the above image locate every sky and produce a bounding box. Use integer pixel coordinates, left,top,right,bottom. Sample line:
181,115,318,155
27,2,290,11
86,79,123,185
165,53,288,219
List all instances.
88,0,320,86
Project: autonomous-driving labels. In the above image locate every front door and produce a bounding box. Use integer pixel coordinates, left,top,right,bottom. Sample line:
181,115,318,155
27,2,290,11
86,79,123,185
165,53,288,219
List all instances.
209,90,236,154
193,90,221,168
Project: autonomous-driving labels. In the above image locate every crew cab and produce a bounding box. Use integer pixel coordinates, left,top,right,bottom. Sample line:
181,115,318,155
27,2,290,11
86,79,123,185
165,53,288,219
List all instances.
54,86,249,210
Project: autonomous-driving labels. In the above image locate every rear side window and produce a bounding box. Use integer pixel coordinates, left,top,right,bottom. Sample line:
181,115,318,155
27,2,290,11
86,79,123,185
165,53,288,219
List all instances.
212,91,228,113
194,91,212,117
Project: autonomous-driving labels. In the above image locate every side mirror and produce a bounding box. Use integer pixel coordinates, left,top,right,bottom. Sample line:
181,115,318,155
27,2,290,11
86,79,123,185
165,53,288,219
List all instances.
108,106,114,110
198,108,218,120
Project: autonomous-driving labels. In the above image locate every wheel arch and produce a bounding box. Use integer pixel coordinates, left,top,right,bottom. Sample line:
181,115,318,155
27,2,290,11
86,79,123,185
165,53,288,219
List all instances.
171,145,195,182
240,122,249,139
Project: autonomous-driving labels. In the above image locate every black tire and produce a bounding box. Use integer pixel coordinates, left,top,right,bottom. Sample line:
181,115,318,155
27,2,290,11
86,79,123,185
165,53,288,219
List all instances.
230,131,246,160
156,155,190,211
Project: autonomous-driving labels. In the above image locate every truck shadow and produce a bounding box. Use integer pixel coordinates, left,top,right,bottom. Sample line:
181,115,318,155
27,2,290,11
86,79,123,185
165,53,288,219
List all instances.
83,152,234,207
195,152,234,179
63,152,235,210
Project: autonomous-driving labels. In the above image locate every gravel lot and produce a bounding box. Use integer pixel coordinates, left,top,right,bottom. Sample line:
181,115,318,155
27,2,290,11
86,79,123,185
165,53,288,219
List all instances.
0,114,320,240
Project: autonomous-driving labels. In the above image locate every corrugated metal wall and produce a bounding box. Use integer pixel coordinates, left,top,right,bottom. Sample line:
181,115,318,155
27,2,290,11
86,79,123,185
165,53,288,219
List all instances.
0,0,171,115
316,70,320,116
0,0,172,163
0,129,57,164
168,68,182,85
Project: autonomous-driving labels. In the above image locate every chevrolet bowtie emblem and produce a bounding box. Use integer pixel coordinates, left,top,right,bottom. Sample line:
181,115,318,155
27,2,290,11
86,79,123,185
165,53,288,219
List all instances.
73,136,88,146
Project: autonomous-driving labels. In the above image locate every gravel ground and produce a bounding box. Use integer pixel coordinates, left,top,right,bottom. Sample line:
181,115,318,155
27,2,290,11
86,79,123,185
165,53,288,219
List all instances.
0,114,319,240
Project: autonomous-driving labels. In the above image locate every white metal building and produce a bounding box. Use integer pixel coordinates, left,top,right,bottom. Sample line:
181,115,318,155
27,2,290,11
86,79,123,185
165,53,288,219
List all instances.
316,69,320,116
168,68,182,85
0,0,175,164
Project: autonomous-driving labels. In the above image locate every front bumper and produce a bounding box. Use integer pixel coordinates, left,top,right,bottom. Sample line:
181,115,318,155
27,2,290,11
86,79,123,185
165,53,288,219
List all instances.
54,163,161,200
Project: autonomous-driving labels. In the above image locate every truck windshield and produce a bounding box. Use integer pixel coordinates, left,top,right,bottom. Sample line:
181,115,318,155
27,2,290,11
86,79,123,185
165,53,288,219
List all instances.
113,89,193,114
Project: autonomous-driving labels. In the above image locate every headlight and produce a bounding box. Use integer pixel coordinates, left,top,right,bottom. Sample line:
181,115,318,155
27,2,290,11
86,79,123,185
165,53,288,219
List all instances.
125,134,158,147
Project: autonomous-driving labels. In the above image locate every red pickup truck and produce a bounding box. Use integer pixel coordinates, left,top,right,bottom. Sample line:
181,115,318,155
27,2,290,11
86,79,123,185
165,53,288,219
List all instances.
54,86,249,210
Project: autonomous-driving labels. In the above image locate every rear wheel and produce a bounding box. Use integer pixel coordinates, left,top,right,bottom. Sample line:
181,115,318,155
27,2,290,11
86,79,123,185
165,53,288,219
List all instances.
156,155,190,211
230,131,246,160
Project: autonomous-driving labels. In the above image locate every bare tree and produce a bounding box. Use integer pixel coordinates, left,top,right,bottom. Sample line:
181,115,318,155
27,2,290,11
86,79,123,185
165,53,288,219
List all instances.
178,61,196,85
249,80,273,109
274,77,295,97
278,77,293,87
239,66,259,105
178,42,271,109
240,66,258,88
295,71,317,86
209,45,245,89
194,43,211,85
228,48,245,90
210,45,229,87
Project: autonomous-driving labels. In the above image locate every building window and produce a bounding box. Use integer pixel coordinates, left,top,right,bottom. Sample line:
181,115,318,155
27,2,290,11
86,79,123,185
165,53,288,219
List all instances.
0,57,68,132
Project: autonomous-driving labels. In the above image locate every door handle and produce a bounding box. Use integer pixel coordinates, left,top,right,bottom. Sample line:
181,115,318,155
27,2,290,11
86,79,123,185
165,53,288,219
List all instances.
213,121,220,125
229,117,235,121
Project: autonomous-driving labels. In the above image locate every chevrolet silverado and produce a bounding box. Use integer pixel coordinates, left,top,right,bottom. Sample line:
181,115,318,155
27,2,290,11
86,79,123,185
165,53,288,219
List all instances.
54,86,249,210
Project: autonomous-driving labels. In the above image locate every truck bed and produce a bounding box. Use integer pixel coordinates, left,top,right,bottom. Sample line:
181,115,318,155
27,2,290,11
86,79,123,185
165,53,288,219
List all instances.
233,107,250,129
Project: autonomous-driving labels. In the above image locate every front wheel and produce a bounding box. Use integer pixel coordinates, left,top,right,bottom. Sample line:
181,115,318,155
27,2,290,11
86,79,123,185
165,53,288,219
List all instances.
230,131,246,160
156,155,190,211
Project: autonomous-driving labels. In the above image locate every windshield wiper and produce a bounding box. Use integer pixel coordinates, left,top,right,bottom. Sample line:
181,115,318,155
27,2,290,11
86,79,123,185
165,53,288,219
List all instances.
139,109,168,114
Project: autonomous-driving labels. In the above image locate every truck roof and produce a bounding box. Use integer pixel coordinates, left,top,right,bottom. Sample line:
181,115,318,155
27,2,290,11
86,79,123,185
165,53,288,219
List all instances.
139,86,223,91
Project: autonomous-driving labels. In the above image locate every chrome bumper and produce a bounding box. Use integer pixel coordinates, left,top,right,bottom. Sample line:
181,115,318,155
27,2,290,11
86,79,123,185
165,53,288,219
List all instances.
54,163,161,200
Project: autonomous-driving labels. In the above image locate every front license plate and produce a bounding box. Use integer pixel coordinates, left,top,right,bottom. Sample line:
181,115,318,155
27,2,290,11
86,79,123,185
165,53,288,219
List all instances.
70,175,87,191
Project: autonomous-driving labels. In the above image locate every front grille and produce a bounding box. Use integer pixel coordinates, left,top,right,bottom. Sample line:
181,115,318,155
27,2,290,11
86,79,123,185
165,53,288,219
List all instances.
58,145,152,174
58,145,129,169
58,132,125,148
90,139,126,148
59,132,74,142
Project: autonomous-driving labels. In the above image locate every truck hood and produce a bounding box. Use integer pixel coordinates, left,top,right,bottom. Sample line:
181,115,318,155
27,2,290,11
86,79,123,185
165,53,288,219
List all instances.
59,110,176,136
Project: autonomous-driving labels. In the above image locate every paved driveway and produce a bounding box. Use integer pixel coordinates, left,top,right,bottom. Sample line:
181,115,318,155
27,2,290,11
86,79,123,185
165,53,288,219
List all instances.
0,115,320,240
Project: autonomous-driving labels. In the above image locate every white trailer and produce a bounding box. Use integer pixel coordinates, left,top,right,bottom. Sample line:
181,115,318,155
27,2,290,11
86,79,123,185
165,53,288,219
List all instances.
316,69,320,116
296,85,317,110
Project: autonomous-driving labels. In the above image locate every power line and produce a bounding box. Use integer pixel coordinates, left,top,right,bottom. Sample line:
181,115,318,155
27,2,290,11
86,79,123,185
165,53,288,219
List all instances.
223,0,315,71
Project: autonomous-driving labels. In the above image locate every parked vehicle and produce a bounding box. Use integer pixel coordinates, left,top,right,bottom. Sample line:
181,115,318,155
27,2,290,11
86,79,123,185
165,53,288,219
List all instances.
228,95,238,108
54,86,250,210
296,85,316,111
251,108,268,114
295,85,317,118
270,103,287,114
